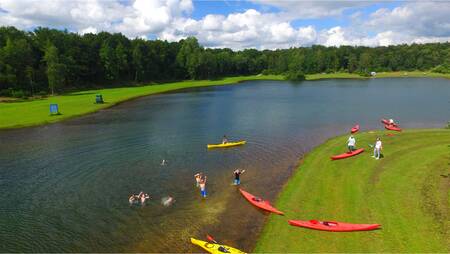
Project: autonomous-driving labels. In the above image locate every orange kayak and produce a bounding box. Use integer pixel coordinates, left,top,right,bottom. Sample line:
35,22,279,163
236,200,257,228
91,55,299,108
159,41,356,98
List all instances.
239,188,284,215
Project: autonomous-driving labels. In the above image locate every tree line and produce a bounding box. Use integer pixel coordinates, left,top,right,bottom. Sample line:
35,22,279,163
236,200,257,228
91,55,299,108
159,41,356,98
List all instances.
0,26,449,97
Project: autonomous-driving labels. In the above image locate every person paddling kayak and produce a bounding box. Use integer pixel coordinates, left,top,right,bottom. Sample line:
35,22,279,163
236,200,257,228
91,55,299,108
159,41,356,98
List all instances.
199,176,207,198
372,137,383,160
347,135,356,152
233,169,246,185
222,135,228,144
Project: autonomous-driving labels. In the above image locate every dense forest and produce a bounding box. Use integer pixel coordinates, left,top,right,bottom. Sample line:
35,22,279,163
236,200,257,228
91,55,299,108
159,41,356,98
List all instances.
0,26,449,97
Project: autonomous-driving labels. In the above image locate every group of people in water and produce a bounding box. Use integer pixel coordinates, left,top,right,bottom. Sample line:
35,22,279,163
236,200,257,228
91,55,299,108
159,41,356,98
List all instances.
194,168,246,198
129,191,150,205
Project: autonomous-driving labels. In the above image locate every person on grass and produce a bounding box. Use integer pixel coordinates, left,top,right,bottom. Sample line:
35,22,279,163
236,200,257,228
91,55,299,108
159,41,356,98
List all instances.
347,135,356,152
372,137,383,160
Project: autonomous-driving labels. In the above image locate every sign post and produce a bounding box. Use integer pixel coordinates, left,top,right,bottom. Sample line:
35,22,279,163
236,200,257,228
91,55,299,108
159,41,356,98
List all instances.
50,104,60,115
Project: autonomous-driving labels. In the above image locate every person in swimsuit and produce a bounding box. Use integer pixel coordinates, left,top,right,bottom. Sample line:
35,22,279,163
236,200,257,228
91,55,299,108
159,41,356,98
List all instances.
233,169,246,185
199,176,207,198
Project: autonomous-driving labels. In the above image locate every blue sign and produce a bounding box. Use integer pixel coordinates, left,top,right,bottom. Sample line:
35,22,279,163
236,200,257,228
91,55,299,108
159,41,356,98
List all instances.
50,104,59,114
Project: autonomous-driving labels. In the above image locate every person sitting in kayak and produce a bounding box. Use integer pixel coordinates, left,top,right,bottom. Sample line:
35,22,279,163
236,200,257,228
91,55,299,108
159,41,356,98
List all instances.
389,119,395,125
222,135,228,144
347,135,356,152
194,172,202,187
372,137,383,160
233,169,246,185
199,176,207,198
218,246,231,253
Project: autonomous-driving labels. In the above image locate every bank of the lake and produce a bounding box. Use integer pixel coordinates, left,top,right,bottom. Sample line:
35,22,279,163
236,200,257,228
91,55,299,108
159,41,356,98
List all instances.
1,72,449,130
255,129,450,253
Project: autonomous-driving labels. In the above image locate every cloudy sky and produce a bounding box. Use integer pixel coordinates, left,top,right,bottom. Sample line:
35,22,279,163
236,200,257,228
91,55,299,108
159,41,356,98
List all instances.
0,0,449,49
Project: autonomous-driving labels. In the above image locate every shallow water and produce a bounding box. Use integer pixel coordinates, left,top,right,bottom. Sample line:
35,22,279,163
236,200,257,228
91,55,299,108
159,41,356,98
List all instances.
0,78,449,252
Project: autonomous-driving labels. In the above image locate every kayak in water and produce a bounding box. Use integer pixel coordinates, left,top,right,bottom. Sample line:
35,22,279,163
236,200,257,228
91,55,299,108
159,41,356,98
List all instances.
331,148,364,160
207,141,246,149
351,124,360,134
239,188,284,215
190,237,246,254
288,219,381,232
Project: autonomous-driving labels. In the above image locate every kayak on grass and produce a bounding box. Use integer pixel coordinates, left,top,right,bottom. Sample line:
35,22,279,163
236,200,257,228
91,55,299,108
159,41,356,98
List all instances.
351,124,360,133
384,124,402,132
330,148,364,160
381,118,398,127
207,141,246,149
239,188,284,215
288,219,381,232
190,238,246,254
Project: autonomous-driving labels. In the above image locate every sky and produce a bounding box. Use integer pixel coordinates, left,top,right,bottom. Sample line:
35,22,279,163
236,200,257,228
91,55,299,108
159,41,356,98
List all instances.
0,0,449,50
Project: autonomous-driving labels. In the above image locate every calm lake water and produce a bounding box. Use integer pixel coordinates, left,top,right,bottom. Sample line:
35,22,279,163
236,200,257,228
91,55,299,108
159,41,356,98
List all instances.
0,78,449,252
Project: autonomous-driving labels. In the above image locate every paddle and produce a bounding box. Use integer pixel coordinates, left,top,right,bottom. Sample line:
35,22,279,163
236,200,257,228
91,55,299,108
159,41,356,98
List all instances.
206,234,217,244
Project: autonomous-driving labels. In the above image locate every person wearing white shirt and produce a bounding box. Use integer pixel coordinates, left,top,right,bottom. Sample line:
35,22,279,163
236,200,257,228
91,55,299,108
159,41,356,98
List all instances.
347,135,356,152
373,137,383,160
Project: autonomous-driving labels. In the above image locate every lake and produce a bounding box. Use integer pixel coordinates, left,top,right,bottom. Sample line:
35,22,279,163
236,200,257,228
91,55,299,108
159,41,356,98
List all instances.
0,78,449,252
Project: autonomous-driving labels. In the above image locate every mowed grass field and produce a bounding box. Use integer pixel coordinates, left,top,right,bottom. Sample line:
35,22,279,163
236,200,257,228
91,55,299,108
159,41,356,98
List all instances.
255,129,449,252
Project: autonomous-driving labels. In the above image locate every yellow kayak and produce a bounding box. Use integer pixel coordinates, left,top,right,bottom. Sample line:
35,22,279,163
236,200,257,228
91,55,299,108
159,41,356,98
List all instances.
190,238,246,254
207,141,246,149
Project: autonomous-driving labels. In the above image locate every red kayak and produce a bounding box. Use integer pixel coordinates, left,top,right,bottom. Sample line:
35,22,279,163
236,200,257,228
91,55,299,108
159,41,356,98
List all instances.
239,188,284,215
385,124,402,132
350,124,360,133
330,148,364,160
381,119,398,127
288,219,381,232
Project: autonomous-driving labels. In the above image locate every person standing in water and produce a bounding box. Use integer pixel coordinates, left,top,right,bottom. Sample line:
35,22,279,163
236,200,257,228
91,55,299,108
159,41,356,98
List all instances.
372,137,383,160
199,176,207,198
222,135,228,144
347,135,356,152
194,172,202,187
233,169,246,185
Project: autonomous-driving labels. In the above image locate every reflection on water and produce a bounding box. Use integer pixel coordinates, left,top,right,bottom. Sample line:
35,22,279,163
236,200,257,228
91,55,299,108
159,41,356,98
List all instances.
0,78,449,252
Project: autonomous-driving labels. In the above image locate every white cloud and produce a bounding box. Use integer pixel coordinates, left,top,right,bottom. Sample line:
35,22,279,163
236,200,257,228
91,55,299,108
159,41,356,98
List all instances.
0,0,449,49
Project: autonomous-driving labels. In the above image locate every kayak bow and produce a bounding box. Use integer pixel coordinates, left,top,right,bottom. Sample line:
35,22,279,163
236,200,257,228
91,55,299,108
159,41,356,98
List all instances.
351,124,360,134
190,238,246,254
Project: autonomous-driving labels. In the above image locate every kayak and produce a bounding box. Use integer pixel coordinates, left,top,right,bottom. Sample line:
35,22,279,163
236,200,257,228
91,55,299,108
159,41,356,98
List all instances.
381,119,398,127
288,219,381,232
207,141,246,149
385,125,402,132
351,124,360,133
331,148,364,160
239,188,284,215
190,238,246,254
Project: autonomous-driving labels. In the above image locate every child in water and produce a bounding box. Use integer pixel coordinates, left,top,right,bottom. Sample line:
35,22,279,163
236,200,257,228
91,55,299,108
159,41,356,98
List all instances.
233,169,246,185
194,172,202,187
199,176,207,198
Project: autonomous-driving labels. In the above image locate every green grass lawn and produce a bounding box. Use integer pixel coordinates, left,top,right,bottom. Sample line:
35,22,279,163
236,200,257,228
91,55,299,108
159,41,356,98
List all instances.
0,75,283,129
255,129,449,252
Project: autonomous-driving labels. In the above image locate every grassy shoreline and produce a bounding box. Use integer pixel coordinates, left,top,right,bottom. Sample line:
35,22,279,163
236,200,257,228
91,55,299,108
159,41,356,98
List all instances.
255,129,449,252
1,72,449,130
